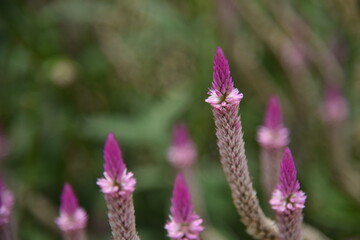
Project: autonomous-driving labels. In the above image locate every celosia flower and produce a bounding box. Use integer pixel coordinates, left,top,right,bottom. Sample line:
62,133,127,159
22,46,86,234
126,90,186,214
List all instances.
97,133,140,240
270,148,306,212
205,47,243,109
206,47,277,239
322,85,348,123
257,96,289,149
167,124,197,170
165,174,204,240
270,148,306,240
0,179,14,226
55,183,87,232
97,133,136,196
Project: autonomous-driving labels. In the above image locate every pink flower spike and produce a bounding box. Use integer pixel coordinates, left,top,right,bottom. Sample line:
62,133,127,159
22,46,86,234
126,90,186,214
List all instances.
205,47,243,109
270,148,306,213
60,184,79,215
55,184,87,232
104,133,126,179
97,133,136,196
165,174,204,240
167,124,197,170
264,96,283,129
257,96,289,149
322,85,348,123
0,179,14,226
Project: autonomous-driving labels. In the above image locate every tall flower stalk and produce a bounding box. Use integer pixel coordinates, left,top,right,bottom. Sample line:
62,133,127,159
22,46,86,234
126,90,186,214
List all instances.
165,174,204,240
0,178,15,240
257,96,289,200
55,183,87,240
97,133,140,240
206,47,277,239
270,148,306,240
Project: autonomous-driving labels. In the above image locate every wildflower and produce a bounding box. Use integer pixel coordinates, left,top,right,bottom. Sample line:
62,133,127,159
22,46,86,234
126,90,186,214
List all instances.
97,133,139,240
321,85,348,123
205,48,243,109
167,124,197,170
270,148,306,240
206,47,277,239
165,174,203,240
257,96,289,149
55,184,87,236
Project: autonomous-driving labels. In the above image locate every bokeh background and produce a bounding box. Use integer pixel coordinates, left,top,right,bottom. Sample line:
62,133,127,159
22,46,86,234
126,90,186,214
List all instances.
1,0,360,239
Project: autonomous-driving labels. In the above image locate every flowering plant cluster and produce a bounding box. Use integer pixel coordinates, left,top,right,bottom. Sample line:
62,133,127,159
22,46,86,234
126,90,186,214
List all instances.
1,47,340,240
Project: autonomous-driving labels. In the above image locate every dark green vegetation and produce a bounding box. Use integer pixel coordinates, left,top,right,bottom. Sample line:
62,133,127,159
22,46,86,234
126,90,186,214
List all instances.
0,0,360,239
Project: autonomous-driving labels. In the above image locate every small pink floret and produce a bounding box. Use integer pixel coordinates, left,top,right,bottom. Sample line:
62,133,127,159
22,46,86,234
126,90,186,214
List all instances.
257,126,289,149
270,189,306,213
0,189,14,225
55,208,87,232
97,170,136,196
205,88,243,109
165,214,204,240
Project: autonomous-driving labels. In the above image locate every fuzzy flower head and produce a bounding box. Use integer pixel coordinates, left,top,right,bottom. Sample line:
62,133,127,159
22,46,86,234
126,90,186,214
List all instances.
97,133,136,196
165,174,204,240
322,85,348,123
270,148,306,213
55,184,87,232
0,179,14,225
257,96,290,149
167,124,197,170
205,47,243,109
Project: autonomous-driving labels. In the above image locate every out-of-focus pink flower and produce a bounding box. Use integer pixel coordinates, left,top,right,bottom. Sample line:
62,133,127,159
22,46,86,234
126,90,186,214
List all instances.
322,85,348,123
205,47,243,109
167,124,197,170
0,179,14,226
165,174,204,240
55,184,87,232
257,96,289,149
97,133,136,196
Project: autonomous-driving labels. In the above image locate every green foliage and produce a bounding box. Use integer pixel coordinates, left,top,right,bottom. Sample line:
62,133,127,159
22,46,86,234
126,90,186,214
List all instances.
0,0,360,239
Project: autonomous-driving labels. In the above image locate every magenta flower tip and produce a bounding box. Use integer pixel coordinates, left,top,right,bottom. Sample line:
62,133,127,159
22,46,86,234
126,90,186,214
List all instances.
322,85,348,123
0,179,14,225
171,174,192,221
104,132,126,179
257,96,289,149
165,174,204,240
55,184,87,232
270,148,306,213
167,124,197,170
264,96,283,128
98,133,136,196
205,47,243,109
61,183,79,215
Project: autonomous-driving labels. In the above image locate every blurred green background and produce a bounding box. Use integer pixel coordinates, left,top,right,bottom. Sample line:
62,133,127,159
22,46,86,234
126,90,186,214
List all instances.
1,0,360,239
